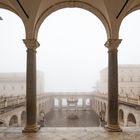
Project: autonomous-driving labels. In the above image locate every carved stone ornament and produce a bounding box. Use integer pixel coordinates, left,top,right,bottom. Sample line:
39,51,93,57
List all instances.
105,39,122,50
23,39,40,49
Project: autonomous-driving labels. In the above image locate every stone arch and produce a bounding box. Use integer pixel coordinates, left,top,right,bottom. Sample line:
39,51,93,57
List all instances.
0,5,26,34
127,113,136,126
0,119,5,127
119,6,140,38
9,115,18,127
35,0,110,38
21,111,26,126
0,3,19,17
119,109,124,123
125,5,140,19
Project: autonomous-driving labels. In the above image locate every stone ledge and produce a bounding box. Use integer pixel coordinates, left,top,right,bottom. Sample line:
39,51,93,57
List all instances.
0,127,140,140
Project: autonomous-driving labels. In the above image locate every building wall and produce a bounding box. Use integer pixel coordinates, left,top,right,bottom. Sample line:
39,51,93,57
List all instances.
0,71,44,97
98,65,140,97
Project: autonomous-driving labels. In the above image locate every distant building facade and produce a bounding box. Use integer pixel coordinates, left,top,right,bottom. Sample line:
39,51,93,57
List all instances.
0,71,44,97
98,65,140,97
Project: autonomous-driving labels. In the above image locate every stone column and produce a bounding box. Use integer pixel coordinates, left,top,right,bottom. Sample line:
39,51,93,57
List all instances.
83,98,86,110
18,113,22,127
105,39,122,132
22,39,40,133
59,98,62,110
124,112,128,127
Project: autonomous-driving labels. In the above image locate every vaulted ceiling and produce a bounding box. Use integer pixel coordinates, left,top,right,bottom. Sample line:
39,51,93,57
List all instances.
0,0,140,38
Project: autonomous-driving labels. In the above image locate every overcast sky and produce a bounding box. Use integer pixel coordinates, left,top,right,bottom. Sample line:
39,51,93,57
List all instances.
0,8,140,92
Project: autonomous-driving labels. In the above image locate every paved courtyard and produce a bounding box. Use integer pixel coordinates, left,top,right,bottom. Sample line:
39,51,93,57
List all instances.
44,110,100,127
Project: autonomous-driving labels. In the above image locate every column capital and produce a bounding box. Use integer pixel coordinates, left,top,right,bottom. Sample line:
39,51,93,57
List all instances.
105,39,122,50
23,39,40,49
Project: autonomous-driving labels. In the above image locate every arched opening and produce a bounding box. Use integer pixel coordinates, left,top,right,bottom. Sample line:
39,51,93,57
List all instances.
37,8,106,127
77,98,83,107
0,120,5,127
9,115,18,127
21,111,26,126
86,98,90,106
62,98,67,107
119,109,124,125
0,9,26,93
127,113,136,126
54,98,59,107
38,8,107,92
119,10,140,98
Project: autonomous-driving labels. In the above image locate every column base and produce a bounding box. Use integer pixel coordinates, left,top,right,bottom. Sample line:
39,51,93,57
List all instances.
22,124,41,133
105,124,122,132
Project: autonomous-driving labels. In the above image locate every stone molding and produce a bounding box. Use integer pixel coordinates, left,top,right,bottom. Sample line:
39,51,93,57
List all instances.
23,39,40,49
105,39,122,50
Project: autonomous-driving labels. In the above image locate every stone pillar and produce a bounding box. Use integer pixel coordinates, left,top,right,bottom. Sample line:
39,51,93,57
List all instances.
124,112,128,127
105,39,122,132
22,39,40,133
59,98,62,110
4,98,7,107
18,113,22,127
82,98,86,110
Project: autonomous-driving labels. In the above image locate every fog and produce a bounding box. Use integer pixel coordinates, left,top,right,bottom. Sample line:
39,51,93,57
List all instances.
0,8,140,92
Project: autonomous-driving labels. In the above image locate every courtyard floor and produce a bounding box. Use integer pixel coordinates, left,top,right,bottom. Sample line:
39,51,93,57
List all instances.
44,110,100,127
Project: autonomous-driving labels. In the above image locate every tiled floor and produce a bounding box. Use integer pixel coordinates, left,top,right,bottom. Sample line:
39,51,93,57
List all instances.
0,127,140,140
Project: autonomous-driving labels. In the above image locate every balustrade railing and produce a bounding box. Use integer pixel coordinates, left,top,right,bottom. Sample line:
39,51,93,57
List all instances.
94,93,140,106
0,96,25,109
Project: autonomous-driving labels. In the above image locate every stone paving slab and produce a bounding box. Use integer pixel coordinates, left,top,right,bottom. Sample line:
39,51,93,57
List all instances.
0,127,140,140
